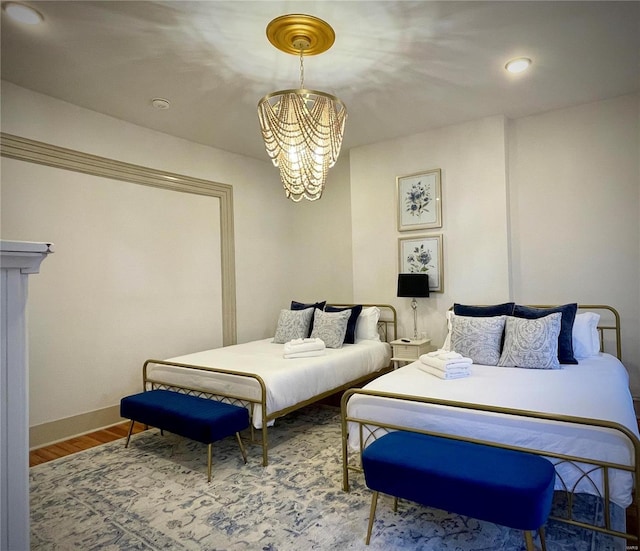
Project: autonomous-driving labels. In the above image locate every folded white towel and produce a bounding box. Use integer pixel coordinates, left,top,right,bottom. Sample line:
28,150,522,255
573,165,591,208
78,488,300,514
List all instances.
284,338,325,354
283,349,326,359
422,360,473,373
417,363,469,380
288,338,320,346
421,363,470,375
419,355,473,371
426,350,464,360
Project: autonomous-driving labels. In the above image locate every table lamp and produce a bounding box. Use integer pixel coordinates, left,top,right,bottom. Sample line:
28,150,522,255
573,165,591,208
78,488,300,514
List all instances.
397,273,429,340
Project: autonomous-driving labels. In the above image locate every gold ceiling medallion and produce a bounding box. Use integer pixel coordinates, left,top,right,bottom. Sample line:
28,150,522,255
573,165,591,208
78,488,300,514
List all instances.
265,14,335,56
257,14,347,202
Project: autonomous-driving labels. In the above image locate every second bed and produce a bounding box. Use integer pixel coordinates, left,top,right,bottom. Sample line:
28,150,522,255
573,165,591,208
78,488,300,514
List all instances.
341,305,639,544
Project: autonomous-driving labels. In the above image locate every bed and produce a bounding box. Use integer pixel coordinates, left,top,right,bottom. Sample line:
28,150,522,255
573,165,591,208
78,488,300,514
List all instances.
341,304,640,545
143,303,396,466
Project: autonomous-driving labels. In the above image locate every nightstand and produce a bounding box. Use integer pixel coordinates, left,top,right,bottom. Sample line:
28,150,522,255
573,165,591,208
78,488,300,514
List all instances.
390,338,433,368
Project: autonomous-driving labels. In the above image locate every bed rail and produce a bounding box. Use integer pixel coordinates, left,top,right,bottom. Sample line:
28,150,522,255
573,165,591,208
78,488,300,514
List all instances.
340,388,640,544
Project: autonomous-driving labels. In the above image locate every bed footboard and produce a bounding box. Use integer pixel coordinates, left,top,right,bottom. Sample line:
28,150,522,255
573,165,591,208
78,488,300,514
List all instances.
340,388,640,544
143,359,270,466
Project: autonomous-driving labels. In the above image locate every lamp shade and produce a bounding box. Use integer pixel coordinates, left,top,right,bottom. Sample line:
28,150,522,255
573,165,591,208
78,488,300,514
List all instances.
397,273,429,298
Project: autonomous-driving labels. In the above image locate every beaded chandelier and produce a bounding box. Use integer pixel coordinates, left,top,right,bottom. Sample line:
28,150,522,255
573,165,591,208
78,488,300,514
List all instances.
257,15,347,202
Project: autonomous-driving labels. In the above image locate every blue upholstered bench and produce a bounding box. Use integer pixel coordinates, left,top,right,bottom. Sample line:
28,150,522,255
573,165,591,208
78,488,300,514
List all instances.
120,389,250,482
362,430,555,550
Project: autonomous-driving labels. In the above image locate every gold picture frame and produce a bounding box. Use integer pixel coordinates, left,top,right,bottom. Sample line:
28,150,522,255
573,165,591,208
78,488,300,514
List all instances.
396,169,442,231
398,234,444,292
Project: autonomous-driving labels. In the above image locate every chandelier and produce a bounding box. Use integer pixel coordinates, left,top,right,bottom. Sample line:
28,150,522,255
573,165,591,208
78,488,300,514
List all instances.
257,14,347,202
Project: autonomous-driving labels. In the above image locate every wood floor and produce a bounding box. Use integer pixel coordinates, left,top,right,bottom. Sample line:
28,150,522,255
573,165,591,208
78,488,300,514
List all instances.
29,421,147,467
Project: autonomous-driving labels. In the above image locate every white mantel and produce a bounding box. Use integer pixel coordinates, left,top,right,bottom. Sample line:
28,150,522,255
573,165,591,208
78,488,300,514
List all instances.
1,240,53,551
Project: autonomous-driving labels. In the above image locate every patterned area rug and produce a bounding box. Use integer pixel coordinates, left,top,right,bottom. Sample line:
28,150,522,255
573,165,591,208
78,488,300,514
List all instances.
31,405,626,550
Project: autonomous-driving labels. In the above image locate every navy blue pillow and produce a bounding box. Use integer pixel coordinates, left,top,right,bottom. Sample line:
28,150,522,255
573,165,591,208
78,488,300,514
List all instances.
453,302,515,317
291,301,326,337
325,305,363,344
512,303,578,365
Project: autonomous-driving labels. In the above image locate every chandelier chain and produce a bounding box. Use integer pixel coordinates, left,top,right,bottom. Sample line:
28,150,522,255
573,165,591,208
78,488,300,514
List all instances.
299,48,305,88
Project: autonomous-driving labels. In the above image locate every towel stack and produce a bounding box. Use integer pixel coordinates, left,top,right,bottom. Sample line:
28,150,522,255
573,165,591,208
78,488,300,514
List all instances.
417,350,472,380
283,338,326,359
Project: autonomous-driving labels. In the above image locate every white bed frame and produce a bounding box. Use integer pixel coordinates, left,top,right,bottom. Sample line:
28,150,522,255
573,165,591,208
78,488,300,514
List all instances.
340,305,640,545
143,303,397,466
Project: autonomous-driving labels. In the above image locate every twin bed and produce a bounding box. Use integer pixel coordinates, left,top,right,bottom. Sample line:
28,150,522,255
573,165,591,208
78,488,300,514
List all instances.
139,301,638,544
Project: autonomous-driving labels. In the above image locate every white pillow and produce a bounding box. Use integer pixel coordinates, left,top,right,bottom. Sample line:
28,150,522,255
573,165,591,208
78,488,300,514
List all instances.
442,310,454,351
572,312,601,359
355,306,381,341
273,308,313,344
311,309,351,348
450,315,506,366
498,313,561,369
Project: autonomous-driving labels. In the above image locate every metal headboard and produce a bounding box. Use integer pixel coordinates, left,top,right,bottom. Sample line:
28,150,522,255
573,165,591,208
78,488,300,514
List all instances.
528,304,621,360
328,303,397,343
448,304,621,360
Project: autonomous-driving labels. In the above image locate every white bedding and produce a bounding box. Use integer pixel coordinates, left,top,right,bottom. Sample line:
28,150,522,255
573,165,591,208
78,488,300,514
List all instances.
146,338,391,429
347,353,639,508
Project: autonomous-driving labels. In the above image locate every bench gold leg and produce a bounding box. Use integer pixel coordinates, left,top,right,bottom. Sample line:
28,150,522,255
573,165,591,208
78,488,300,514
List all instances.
124,420,135,448
236,432,248,464
522,527,546,551
523,530,535,551
539,527,547,551
365,491,379,545
207,443,213,483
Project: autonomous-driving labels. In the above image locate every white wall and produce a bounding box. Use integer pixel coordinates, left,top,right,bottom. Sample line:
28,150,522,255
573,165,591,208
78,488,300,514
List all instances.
0,82,302,441
349,95,640,397
1,82,297,344
350,116,511,345
1,159,222,426
0,81,356,442
508,94,640,394
285,152,354,304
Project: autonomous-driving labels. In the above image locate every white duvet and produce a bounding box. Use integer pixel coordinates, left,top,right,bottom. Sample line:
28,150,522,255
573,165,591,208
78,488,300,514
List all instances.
347,353,639,507
146,338,391,429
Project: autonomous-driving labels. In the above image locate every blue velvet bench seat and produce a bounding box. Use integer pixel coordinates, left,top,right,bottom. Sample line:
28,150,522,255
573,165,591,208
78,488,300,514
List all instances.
362,430,556,550
120,389,250,482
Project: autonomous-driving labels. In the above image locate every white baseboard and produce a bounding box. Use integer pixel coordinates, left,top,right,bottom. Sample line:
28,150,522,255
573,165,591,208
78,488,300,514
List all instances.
30,404,123,449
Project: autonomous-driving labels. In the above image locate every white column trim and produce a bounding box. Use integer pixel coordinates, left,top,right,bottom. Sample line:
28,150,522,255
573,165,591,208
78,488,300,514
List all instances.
1,241,53,551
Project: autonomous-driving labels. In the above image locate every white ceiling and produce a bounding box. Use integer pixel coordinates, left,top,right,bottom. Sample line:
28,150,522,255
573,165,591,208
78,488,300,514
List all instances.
2,1,639,161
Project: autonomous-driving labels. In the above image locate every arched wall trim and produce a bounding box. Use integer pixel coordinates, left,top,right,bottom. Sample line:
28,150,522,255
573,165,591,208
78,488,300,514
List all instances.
0,132,237,345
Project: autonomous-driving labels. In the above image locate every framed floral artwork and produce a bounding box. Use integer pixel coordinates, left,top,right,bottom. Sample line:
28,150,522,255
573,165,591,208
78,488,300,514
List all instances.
398,234,444,292
396,169,442,231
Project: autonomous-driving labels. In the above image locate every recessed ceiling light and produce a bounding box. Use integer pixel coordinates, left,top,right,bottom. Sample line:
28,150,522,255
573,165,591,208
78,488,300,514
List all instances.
151,98,170,110
505,57,532,74
3,2,43,25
